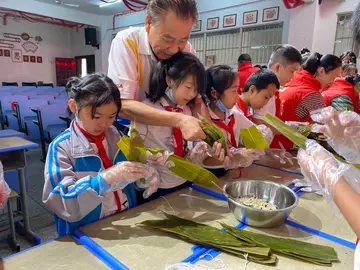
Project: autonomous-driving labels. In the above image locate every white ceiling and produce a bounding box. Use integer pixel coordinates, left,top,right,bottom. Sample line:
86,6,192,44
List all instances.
33,0,148,16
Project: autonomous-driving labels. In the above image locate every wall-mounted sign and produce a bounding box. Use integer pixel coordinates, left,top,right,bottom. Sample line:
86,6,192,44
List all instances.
23,55,29,62
223,14,237,28
192,20,202,32
243,10,258,25
11,49,22,63
207,17,219,30
263,7,279,22
22,41,38,53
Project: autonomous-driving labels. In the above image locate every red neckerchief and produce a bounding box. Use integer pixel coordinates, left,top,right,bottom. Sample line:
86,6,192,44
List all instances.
75,122,122,213
356,238,359,246
236,96,252,120
162,106,185,157
275,91,281,116
213,115,237,148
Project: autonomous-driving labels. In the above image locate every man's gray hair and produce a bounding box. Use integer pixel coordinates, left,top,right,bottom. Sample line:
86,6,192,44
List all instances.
147,0,198,24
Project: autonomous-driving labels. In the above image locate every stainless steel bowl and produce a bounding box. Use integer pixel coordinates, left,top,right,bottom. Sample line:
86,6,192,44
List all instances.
223,180,299,228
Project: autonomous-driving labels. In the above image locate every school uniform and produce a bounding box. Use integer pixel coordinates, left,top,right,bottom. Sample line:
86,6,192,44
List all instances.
271,70,326,150
108,27,196,102
237,63,260,94
235,96,253,121
321,78,359,112
134,97,192,201
43,120,136,237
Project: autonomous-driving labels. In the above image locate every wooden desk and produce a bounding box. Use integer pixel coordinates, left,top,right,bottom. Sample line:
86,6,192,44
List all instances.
0,137,39,245
4,236,108,270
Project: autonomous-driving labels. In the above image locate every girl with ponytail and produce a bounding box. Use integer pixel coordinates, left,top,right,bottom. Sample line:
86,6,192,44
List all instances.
272,53,342,150
321,73,360,113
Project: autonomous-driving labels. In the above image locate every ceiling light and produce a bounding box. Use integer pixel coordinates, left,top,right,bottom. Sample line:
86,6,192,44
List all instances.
99,0,122,7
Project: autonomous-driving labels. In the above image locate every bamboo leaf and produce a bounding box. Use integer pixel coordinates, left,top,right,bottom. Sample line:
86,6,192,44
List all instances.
240,125,269,149
220,223,338,264
117,125,219,187
199,115,227,155
263,113,307,149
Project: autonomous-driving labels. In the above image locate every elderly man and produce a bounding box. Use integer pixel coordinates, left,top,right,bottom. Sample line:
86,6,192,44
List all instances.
108,0,206,140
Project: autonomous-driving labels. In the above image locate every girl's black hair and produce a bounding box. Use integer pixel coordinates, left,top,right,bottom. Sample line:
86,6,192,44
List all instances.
345,73,360,86
340,51,357,64
243,69,280,93
301,47,310,55
66,73,121,117
204,65,238,102
302,53,342,76
149,51,206,103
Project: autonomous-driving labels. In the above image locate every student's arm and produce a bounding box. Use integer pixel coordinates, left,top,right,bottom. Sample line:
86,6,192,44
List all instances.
330,96,355,112
331,177,360,238
43,141,111,223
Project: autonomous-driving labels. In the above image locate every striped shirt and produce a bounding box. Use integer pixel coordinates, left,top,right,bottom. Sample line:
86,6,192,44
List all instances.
296,93,326,119
330,95,354,112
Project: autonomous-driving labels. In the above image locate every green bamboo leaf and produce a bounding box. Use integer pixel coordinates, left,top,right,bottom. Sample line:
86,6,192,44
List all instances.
199,115,227,155
117,125,218,187
221,223,338,263
240,125,269,149
263,113,307,149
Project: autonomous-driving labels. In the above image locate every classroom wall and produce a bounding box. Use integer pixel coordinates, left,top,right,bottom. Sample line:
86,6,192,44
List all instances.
0,17,94,85
99,0,291,72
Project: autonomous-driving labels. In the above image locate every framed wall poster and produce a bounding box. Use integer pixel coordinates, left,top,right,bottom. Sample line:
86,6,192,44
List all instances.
0,49,2,57
192,20,201,32
223,14,237,28
11,49,22,63
23,55,29,62
263,7,279,22
4,49,10,57
205,55,216,66
243,10,258,25
207,17,219,30
36,56,43,63
30,56,36,63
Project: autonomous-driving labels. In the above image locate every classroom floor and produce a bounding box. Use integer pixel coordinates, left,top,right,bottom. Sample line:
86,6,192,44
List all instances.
0,148,57,258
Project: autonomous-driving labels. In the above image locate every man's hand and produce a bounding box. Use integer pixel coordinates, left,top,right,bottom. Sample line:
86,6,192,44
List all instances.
177,114,206,141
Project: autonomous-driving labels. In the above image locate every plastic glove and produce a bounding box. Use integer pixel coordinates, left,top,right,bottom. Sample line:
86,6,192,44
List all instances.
0,161,10,209
224,148,265,169
256,124,274,144
102,161,147,185
146,150,174,167
292,179,322,195
285,121,310,131
135,165,161,199
186,141,223,165
264,141,294,165
311,106,360,163
297,139,360,204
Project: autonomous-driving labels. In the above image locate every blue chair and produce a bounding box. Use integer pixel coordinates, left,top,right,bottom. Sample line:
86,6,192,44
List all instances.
14,99,48,140
1,95,28,130
22,82,37,87
30,95,56,101
49,98,68,106
38,83,54,87
32,104,69,161
0,86,20,92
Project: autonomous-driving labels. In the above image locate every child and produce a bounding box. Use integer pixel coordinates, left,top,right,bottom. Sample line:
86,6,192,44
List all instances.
135,52,222,201
43,73,159,236
204,65,272,178
321,74,360,113
273,53,342,150
236,69,280,121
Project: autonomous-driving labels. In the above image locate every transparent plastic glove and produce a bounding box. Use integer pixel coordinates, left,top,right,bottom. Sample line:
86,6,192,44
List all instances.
297,140,360,205
224,147,265,169
186,141,223,165
146,150,174,167
136,165,161,199
0,161,10,209
256,124,274,144
285,121,310,131
292,179,322,195
264,141,294,165
101,161,147,186
311,106,360,163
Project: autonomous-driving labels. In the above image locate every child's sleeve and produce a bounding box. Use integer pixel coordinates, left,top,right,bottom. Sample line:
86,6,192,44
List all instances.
43,141,111,223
